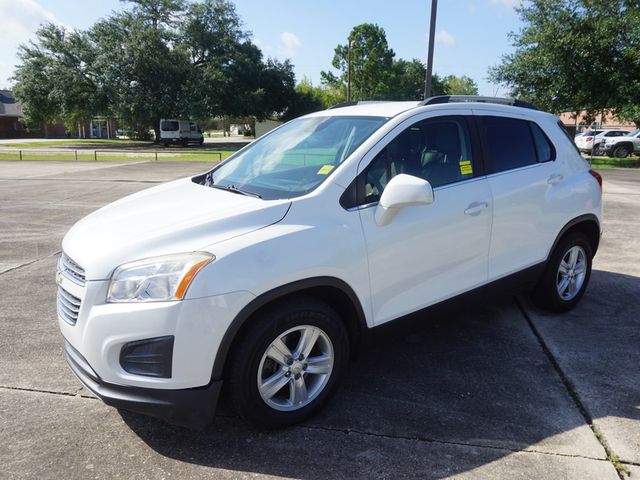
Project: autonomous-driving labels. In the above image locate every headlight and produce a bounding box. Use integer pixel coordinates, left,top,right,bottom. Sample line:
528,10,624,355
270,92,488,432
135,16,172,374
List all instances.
107,252,214,303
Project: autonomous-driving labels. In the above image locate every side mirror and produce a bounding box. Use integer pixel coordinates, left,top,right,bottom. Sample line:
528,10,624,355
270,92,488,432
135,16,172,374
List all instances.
375,174,434,226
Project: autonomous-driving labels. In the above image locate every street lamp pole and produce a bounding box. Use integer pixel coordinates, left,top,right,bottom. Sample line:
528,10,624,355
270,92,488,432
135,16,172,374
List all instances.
347,39,353,102
424,0,438,99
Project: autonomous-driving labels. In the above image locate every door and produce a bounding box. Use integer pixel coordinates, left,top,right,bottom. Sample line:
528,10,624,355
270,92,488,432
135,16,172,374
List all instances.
476,114,563,280
354,114,493,325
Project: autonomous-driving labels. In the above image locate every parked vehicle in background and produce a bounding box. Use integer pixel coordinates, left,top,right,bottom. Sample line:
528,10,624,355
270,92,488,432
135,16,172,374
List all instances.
57,96,602,430
160,119,204,147
601,129,640,158
575,129,630,154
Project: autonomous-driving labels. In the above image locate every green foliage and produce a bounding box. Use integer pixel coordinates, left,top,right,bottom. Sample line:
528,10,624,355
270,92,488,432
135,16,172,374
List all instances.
13,24,105,131
442,75,478,95
490,0,640,125
13,0,298,138
322,23,396,100
389,59,446,100
321,23,477,102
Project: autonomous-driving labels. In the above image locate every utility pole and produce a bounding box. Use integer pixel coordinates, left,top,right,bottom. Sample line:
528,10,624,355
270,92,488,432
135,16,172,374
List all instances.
347,39,353,102
424,0,438,99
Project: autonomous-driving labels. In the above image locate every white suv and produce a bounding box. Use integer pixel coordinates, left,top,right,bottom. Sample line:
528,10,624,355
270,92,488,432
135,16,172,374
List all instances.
601,128,640,158
57,96,602,429
574,128,630,154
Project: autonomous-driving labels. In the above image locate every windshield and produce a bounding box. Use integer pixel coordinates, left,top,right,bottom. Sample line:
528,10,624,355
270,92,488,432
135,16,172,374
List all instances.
625,129,640,137
200,115,387,200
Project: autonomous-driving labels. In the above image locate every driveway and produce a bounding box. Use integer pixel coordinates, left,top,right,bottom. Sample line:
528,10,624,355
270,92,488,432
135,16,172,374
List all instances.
0,161,638,479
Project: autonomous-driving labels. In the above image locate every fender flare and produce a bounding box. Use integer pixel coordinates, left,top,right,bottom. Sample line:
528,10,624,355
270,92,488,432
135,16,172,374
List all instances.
546,214,601,261
211,276,367,380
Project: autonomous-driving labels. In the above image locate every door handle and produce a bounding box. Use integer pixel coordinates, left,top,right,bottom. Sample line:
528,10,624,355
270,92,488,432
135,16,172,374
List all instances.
547,174,564,185
464,201,489,216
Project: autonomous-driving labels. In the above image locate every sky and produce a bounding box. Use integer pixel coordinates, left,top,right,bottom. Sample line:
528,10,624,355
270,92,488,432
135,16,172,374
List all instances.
0,0,523,96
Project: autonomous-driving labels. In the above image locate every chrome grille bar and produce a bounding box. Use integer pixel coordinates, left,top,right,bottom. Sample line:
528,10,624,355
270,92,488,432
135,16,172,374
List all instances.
60,253,86,286
57,286,81,325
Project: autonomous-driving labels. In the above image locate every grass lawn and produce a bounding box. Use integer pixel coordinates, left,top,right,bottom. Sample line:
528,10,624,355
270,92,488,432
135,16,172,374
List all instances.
0,139,150,149
585,155,640,169
0,149,235,162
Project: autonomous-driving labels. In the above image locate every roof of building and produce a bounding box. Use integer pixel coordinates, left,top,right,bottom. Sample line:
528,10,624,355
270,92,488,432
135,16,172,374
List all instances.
0,90,23,118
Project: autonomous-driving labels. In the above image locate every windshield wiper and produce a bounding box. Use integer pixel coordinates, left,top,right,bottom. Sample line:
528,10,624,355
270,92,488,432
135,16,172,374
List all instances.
210,183,262,199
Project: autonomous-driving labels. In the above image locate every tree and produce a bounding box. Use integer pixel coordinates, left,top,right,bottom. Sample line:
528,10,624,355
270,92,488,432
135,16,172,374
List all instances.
442,75,478,95
389,59,445,100
13,0,302,139
90,10,192,139
322,24,479,102
281,78,343,120
12,24,106,132
322,23,395,100
122,0,185,29
182,0,296,120
490,0,640,126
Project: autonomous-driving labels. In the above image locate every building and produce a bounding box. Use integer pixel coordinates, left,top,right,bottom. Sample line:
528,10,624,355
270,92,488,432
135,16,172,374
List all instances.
0,90,67,139
0,90,25,139
559,109,636,136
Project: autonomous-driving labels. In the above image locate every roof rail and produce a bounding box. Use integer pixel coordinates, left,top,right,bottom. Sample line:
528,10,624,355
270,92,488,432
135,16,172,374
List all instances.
327,100,393,110
327,101,359,110
420,95,538,110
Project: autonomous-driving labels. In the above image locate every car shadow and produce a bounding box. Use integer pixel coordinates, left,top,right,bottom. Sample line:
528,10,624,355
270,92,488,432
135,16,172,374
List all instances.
120,268,639,479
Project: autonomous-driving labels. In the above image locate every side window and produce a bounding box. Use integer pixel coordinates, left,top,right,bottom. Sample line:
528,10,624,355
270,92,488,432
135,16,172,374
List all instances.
362,117,474,203
530,122,555,162
480,116,538,173
190,123,197,132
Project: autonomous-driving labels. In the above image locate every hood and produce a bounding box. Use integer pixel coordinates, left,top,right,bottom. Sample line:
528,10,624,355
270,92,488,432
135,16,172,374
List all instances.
62,178,291,280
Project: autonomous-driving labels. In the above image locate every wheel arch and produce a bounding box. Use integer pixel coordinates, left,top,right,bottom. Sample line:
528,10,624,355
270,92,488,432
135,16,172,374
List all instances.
612,142,633,155
547,214,601,261
211,277,367,381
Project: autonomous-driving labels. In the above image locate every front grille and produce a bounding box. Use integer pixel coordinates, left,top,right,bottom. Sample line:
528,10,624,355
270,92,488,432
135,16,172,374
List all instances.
57,286,81,325
59,253,86,286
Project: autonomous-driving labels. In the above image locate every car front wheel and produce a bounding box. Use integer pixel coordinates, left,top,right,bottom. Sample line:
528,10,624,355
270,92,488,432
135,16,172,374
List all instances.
611,145,631,158
226,297,349,428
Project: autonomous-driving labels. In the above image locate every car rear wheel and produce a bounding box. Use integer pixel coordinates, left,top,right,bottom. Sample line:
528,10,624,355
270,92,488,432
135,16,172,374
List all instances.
531,232,593,312
226,297,348,428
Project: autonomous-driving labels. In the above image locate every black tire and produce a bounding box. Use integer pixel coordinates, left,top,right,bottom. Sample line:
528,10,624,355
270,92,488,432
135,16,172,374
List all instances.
226,296,349,428
612,145,631,158
199,138,204,146
531,232,593,313
182,138,189,147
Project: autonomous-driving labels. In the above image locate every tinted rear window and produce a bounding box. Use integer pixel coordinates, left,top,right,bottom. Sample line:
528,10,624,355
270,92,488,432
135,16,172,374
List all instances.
479,116,538,173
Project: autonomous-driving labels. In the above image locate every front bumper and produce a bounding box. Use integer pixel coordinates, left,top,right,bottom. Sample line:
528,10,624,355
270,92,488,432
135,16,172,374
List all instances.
64,339,222,429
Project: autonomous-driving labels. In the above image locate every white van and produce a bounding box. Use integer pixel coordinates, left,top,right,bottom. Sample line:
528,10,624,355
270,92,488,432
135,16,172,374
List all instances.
160,119,204,147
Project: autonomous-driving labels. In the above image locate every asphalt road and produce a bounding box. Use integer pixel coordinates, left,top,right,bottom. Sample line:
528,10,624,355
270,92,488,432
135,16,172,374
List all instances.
0,161,638,479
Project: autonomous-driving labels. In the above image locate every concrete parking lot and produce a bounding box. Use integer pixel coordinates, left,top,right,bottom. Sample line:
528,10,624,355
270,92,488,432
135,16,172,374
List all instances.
0,160,638,479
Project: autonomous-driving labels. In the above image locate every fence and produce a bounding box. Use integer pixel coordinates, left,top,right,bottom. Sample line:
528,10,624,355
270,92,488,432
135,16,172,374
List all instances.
0,148,224,163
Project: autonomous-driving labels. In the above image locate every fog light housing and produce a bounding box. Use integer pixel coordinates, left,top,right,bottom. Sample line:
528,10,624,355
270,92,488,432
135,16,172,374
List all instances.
119,336,174,378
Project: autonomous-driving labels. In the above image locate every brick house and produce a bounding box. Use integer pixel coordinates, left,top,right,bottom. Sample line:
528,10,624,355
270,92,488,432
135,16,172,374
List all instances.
559,109,636,136
0,90,68,139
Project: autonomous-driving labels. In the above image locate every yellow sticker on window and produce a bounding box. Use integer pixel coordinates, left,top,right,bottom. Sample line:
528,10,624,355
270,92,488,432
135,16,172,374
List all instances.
317,165,335,175
459,160,472,175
